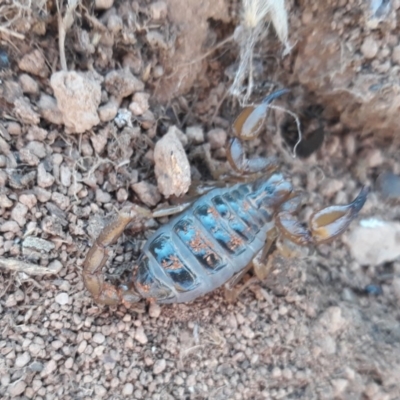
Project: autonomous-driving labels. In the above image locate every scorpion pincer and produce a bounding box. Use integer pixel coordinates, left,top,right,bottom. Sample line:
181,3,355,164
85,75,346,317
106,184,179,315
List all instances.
83,90,368,306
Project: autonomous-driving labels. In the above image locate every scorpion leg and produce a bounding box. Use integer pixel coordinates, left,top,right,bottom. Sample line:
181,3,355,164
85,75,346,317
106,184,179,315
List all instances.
83,206,151,306
227,89,289,175
275,187,369,245
224,228,279,301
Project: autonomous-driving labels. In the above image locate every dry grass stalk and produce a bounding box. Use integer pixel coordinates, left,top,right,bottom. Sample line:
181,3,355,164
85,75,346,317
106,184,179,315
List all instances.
0,257,62,276
56,0,79,71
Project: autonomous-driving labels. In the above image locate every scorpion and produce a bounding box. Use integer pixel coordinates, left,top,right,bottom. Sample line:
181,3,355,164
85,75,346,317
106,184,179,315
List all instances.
83,90,368,306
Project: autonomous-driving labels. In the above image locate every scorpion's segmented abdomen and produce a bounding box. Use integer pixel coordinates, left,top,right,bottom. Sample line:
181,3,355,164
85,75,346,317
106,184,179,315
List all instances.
133,180,276,303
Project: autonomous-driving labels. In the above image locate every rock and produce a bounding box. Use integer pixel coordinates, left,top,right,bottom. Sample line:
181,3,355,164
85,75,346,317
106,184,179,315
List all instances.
116,188,128,202
19,73,39,94
95,189,111,203
13,97,40,125
154,126,191,198
6,121,22,136
37,163,55,188
146,31,168,50
131,181,161,207
51,192,70,210
95,0,114,9
8,380,26,397
19,148,40,166
18,49,49,77
19,194,37,209
343,219,400,266
34,187,52,202
0,194,13,208
0,221,20,233
377,171,400,200
93,333,106,344
23,236,55,252
41,359,57,377
26,126,47,141
51,71,101,133
55,292,69,305
15,352,31,368
361,37,379,59
207,128,227,149
123,383,134,396
60,164,72,187
186,126,204,144
150,1,168,20
153,359,166,375
392,45,400,64
129,92,150,116
134,327,148,344
104,69,145,99
38,93,64,125
318,306,346,334
25,141,46,159
11,203,28,227
48,260,63,274
107,15,123,33
365,148,384,168
149,302,161,318
90,128,109,154
98,98,119,122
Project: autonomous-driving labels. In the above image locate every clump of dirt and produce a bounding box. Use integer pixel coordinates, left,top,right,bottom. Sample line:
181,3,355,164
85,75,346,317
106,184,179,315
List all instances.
0,1,400,399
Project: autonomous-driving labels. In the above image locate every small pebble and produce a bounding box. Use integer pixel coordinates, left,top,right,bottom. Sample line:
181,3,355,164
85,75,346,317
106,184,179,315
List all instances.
207,128,227,149
150,1,168,20
154,126,191,197
153,359,166,374
11,203,28,227
186,126,205,144
19,194,37,209
93,333,106,344
19,73,39,94
134,327,148,344
8,381,27,397
41,359,57,377
37,163,55,188
105,69,144,99
15,352,31,368
0,221,20,233
0,194,13,208
123,383,134,396
55,292,69,305
18,49,49,77
149,302,161,318
131,181,161,207
96,189,112,203
95,0,114,10
116,188,128,202
361,37,379,59
7,121,22,136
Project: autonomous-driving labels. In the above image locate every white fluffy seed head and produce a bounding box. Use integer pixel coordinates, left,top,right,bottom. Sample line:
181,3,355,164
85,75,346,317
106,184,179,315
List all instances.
241,0,288,45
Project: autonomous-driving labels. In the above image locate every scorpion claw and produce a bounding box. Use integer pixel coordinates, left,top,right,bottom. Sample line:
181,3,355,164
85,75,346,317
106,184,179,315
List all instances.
276,186,369,245
309,186,369,244
227,89,288,175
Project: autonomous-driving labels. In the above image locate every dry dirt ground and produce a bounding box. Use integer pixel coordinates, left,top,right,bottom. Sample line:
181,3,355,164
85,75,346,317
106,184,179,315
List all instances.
1,1,400,399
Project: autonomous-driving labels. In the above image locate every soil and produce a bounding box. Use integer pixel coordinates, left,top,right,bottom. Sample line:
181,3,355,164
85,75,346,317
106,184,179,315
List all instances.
1,1,400,399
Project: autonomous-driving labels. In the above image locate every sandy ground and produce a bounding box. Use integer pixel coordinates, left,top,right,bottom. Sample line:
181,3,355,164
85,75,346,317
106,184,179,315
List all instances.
1,1,400,399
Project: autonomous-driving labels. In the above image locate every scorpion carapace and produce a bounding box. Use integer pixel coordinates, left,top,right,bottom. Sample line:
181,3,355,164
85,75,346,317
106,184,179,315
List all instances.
82,90,369,306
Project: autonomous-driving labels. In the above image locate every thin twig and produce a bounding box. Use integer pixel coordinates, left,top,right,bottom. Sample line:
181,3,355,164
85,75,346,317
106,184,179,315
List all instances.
0,25,25,40
0,257,63,276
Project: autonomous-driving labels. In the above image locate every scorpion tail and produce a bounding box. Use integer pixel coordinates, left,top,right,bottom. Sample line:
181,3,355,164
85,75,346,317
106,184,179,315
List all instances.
275,186,369,246
83,206,149,306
